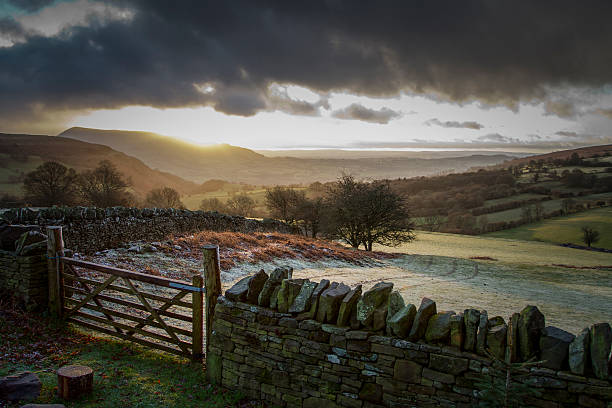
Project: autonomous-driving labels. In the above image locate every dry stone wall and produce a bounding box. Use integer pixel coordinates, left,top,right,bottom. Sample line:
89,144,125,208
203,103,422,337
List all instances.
208,270,612,408
1,207,292,254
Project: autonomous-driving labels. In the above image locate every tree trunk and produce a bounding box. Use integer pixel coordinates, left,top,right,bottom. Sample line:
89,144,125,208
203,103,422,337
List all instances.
57,365,93,400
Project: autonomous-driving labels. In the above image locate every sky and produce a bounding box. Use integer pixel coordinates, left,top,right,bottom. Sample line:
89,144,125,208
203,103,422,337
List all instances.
1,0,612,150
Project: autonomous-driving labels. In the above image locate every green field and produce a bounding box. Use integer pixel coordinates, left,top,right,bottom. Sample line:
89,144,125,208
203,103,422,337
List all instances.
486,206,612,249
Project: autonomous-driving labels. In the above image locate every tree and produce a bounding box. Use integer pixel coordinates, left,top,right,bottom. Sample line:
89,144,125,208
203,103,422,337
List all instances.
581,226,600,248
296,197,323,238
561,198,575,215
199,197,227,213
265,187,304,223
144,187,184,208
23,161,79,206
323,175,414,251
78,160,131,207
226,193,256,217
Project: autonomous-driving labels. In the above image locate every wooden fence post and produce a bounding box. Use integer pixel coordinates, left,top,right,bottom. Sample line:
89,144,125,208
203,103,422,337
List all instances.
191,275,204,362
46,226,64,318
202,245,221,361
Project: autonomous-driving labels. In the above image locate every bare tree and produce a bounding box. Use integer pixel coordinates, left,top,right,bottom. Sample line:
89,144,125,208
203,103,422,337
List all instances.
581,226,600,248
323,175,414,251
23,161,79,206
199,197,227,213
226,193,256,217
145,187,184,208
265,186,304,223
78,160,131,207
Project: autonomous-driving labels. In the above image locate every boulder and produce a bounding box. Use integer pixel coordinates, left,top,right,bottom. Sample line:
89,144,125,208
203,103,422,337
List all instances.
357,282,394,329
425,311,454,344
0,372,41,402
450,313,465,350
388,304,417,338
258,267,292,307
408,298,437,342
337,285,362,327
277,279,307,313
487,324,507,360
385,291,405,335
539,326,575,371
589,322,612,380
463,309,480,352
569,328,590,376
476,310,488,355
506,312,520,363
518,305,545,362
246,269,268,304
300,279,330,319
289,281,318,313
316,282,350,323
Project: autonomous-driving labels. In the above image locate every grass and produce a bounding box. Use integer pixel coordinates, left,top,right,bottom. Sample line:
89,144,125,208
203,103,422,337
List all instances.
486,206,612,249
0,301,251,408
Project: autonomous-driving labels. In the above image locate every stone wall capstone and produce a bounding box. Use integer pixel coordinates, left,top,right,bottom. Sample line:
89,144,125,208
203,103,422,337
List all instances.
1,207,293,254
208,270,612,408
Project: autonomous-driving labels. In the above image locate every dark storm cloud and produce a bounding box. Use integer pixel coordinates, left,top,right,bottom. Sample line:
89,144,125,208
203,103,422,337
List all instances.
424,118,483,130
332,104,400,124
2,0,612,127
7,0,54,12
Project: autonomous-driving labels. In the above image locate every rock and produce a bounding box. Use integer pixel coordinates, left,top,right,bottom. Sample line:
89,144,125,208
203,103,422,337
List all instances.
487,324,507,360
0,372,41,402
488,316,505,328
225,274,256,302
127,245,142,253
258,267,290,307
408,297,437,342
506,312,519,363
425,311,454,344
539,326,575,370
14,231,46,255
141,243,158,253
463,309,480,352
289,281,318,313
569,328,590,376
337,285,362,327
269,286,281,309
19,241,46,256
385,291,405,335
589,322,612,380
450,313,465,350
300,279,330,320
388,304,417,338
356,282,394,329
359,383,383,403
316,282,350,323
277,279,307,313
0,224,39,250
246,269,268,304
518,305,545,362
476,310,488,355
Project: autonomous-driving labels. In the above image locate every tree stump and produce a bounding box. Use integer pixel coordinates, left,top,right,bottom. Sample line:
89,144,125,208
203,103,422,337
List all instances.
56,365,93,400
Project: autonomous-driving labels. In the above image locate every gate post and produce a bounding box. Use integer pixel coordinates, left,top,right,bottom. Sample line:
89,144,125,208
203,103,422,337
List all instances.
192,275,204,362
202,245,221,366
46,226,64,318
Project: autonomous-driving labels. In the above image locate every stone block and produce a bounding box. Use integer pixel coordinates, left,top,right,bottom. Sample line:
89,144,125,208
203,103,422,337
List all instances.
475,309,488,356
408,298,436,342
385,291,405,335
463,309,480,352
506,312,519,363
277,278,307,313
539,325,575,370
357,282,393,330
449,313,465,350
388,304,417,338
429,354,468,375
424,311,454,344
0,372,41,402
486,323,507,361
258,267,290,307
317,282,350,323
589,322,612,380
393,360,422,383
359,383,383,403
518,305,545,362
338,285,362,327
289,281,318,313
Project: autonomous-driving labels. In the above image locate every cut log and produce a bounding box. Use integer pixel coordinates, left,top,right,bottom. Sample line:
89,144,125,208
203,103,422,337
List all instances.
56,365,93,400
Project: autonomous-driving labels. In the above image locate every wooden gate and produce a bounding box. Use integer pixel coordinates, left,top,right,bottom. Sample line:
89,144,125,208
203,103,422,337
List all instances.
46,226,222,362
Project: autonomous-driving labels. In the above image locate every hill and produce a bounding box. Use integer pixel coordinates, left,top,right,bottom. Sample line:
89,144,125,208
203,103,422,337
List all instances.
495,144,612,168
60,127,515,185
0,133,199,197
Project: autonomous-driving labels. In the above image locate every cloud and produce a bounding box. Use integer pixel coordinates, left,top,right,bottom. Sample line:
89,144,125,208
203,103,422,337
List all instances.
477,133,521,144
592,108,612,119
2,1,612,131
7,0,54,12
425,118,483,130
331,104,401,124
544,100,577,118
555,131,579,138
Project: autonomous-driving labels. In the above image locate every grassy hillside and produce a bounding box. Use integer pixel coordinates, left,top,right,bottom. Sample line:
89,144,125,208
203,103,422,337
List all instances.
60,127,515,185
0,133,199,198
486,207,612,249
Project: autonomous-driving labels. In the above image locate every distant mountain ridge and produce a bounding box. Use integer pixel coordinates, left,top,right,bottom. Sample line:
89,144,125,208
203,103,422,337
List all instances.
59,127,516,184
0,133,199,197
494,144,612,168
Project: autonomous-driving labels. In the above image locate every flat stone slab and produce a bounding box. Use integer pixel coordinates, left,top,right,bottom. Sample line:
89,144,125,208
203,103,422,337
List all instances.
337,285,362,327
289,281,318,313
518,305,545,361
540,326,575,370
569,328,590,376
0,372,41,402
317,282,350,323
424,311,454,344
388,304,417,338
408,297,436,342
357,282,394,329
589,322,612,379
463,309,480,352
